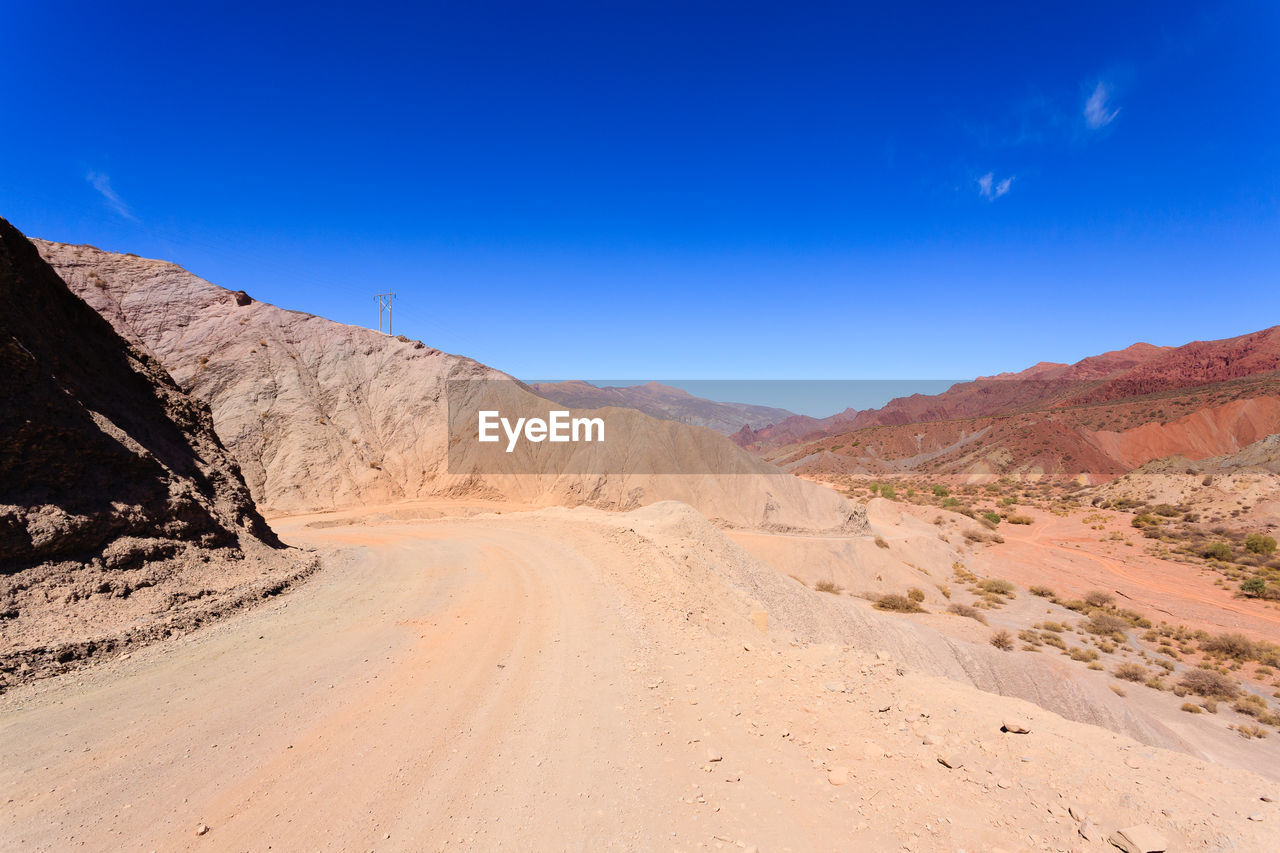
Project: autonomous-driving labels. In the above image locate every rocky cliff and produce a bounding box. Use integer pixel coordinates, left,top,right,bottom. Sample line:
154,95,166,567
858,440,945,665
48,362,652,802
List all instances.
1,219,309,686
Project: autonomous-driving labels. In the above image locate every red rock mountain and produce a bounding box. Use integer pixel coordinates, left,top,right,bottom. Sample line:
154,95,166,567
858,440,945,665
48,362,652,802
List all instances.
734,329,1280,479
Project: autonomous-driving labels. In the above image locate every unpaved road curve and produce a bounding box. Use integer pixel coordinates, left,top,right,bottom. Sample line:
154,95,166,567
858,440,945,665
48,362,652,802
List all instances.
1,520,673,850
4,507,1277,852
1,511,864,852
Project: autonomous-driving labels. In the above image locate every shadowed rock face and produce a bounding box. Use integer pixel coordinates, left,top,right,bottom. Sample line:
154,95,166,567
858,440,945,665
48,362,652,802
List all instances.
0,216,277,572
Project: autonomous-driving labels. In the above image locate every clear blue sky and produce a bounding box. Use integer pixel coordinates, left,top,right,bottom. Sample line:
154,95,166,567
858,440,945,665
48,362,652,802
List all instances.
3,1,1278,396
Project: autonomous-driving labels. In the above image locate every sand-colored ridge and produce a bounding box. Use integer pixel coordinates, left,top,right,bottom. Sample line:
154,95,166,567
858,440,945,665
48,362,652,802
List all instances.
35,239,863,534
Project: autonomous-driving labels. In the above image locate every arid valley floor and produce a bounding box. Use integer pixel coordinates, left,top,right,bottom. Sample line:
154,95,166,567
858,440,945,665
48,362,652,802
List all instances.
5,498,1279,852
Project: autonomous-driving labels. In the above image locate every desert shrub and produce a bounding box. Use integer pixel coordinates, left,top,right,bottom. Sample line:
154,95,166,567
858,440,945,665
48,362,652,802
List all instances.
1179,668,1240,699
1246,534,1278,555
814,579,843,595
1083,590,1115,608
907,587,925,603
990,630,1014,651
977,578,1015,597
1006,514,1034,525
1152,504,1181,517
1202,633,1257,661
1233,694,1268,717
1113,663,1148,682
879,484,896,499
1037,621,1065,633
932,484,950,497
1029,585,1055,598
874,594,924,613
946,603,987,624
1235,724,1268,739
1202,698,1219,713
1241,576,1267,598
1110,684,1127,697
1132,514,1161,528
1041,632,1067,650
868,482,880,495
1087,661,1105,670
982,511,1001,526
1203,541,1234,561
1181,702,1203,714
1069,647,1099,663
942,497,961,507
1085,612,1130,636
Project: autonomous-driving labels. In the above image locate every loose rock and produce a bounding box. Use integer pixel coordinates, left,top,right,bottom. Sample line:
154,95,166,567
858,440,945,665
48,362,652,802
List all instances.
1108,824,1169,853
1002,718,1031,734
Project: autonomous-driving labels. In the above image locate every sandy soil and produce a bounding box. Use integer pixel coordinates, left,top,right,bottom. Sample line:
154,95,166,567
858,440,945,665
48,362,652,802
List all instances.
3,503,1276,851
960,505,1280,642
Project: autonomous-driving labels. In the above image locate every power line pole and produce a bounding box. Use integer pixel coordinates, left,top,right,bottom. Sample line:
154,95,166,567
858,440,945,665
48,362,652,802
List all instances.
375,292,396,334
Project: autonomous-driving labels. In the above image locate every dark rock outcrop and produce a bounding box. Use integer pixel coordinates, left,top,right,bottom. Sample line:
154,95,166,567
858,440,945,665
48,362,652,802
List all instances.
0,216,275,571
1,217,308,688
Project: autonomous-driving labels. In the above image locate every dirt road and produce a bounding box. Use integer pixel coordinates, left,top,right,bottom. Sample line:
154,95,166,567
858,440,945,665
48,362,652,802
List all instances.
3,519,668,850
3,507,1275,851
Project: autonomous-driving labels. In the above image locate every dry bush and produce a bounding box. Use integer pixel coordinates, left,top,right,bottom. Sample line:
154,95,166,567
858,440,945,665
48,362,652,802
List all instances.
1181,702,1203,714
1110,684,1127,697
1069,647,1099,663
874,594,924,613
1006,514,1034,525
1029,585,1055,597
907,587,925,603
946,603,987,624
990,629,1014,651
1178,668,1240,700
874,536,889,549
1041,632,1067,650
814,579,843,595
1083,590,1115,608
1233,694,1267,717
1113,663,1148,682
1085,612,1130,636
1235,724,1268,739
977,578,1015,597
1202,632,1257,661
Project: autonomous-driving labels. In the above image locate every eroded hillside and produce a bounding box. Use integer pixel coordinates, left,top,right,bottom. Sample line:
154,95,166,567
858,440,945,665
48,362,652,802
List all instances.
0,218,311,687
36,240,862,533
